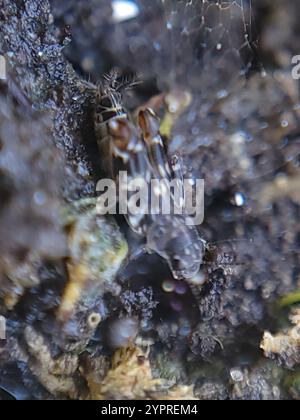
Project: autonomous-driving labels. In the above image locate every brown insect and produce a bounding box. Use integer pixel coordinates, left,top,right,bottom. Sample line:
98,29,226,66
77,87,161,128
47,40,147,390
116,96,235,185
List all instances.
92,70,205,280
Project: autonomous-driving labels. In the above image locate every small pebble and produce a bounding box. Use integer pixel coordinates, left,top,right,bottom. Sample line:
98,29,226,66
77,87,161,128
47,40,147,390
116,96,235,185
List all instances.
230,368,244,382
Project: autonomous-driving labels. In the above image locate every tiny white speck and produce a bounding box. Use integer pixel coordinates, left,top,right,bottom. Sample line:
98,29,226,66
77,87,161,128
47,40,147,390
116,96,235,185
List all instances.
235,192,245,207
154,42,161,51
166,21,173,30
169,104,178,113
112,1,139,23
217,89,228,99
261,70,267,78
134,143,143,152
190,272,206,286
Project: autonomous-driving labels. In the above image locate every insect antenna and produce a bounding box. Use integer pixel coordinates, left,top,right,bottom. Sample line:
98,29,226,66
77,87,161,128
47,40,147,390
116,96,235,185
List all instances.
198,237,255,274
116,73,142,92
206,237,254,252
102,67,120,90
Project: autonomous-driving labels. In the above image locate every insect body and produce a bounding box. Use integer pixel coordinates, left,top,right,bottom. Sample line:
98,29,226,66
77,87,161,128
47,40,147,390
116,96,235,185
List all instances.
108,115,205,281
93,70,204,281
93,70,129,176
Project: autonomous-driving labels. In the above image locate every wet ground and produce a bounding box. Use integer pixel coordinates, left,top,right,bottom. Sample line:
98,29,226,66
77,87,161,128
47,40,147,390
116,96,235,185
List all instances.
0,0,299,400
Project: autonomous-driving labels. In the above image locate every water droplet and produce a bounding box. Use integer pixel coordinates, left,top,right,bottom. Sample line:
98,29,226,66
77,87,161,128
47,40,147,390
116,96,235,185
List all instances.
190,272,206,286
217,89,228,99
281,120,289,128
234,192,246,207
261,70,267,78
162,280,175,293
169,104,178,113
112,1,139,23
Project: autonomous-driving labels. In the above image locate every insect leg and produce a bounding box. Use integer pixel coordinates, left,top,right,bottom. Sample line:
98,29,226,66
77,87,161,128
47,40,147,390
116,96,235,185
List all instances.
138,109,186,214
138,109,173,181
108,118,152,235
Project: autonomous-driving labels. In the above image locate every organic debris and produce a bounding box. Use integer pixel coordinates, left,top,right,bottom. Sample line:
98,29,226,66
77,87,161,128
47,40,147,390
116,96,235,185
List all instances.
58,200,128,321
261,308,300,369
84,346,196,400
